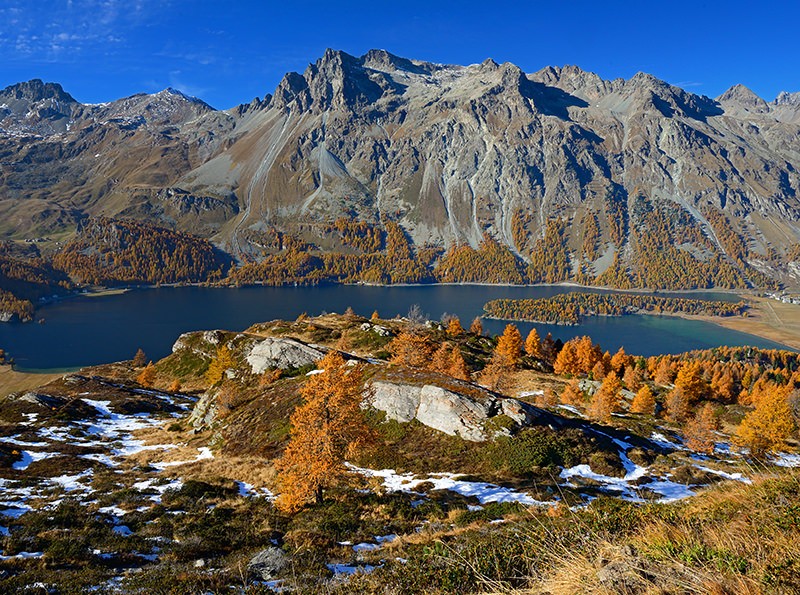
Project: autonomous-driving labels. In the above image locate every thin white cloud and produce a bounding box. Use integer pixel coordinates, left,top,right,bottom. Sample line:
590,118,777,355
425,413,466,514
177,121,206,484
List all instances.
1,0,165,62
167,71,209,99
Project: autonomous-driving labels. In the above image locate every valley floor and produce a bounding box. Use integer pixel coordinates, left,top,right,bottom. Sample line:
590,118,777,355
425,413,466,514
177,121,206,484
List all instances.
689,294,800,350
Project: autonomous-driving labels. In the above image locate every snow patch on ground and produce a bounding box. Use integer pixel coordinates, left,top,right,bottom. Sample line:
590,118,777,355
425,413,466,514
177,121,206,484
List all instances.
327,562,380,576
0,551,43,560
694,465,752,484
0,436,50,447
650,431,685,450
49,469,94,492
12,450,57,470
556,404,583,416
772,453,800,467
132,478,184,502
236,481,276,500
347,464,554,506
517,390,544,398
560,462,695,503
151,447,214,469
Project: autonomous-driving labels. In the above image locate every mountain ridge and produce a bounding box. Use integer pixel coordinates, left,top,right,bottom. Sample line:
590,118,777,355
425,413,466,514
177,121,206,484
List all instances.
2,48,800,290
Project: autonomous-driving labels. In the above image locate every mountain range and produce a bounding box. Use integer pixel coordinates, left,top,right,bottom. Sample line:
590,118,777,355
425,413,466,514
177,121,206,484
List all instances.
2,49,800,288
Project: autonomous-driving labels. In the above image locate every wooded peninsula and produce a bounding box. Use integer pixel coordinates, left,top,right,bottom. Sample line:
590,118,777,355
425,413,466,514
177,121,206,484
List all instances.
483,292,749,325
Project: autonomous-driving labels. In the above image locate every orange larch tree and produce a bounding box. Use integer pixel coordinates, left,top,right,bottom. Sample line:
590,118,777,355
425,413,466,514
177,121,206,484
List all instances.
561,378,585,406
575,336,602,375
388,330,436,369
664,386,690,423
630,385,656,415
275,351,373,513
684,403,719,454
525,328,542,359
469,317,484,336
553,341,581,376
449,347,471,381
430,343,454,375
137,362,156,388
495,324,524,368
653,358,676,385
205,344,236,386
610,347,632,376
588,371,623,421
446,316,465,336
674,361,708,404
735,385,797,457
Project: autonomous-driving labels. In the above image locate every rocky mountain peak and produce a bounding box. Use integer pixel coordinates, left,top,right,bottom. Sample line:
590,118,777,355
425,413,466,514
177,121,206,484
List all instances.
269,71,310,111
0,78,80,136
156,87,212,107
0,78,77,104
479,57,500,71
298,48,386,112
360,49,427,75
717,84,769,112
775,90,800,106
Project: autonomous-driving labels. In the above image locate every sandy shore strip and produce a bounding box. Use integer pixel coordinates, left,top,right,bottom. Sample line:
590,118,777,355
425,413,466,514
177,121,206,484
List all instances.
0,366,64,398
681,295,800,351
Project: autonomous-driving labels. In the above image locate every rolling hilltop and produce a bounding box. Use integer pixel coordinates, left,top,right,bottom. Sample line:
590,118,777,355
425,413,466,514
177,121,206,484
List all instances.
2,49,800,292
0,312,798,592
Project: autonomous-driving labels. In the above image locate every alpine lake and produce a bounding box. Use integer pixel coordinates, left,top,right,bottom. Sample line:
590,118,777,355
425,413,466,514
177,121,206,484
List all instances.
0,284,791,371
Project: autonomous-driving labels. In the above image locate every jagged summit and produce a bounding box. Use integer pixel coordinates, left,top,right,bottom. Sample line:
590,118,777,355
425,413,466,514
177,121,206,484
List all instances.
361,48,430,74
775,90,800,106
717,84,769,112
0,78,78,104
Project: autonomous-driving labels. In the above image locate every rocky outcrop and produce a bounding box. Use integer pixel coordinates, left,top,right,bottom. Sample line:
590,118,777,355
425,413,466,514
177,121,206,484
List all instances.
18,391,67,409
247,546,288,581
246,338,325,374
187,390,218,431
369,378,548,442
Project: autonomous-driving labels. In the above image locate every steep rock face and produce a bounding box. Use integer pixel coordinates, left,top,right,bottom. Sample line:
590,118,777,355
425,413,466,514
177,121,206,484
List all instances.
3,51,800,285
0,79,81,136
370,378,547,442
203,50,800,274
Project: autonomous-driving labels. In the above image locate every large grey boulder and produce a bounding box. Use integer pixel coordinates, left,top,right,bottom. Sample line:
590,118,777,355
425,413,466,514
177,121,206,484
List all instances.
248,546,288,581
370,379,545,442
246,337,325,374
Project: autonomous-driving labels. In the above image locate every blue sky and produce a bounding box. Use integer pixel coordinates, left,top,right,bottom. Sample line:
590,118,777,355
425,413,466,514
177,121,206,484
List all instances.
1,0,798,109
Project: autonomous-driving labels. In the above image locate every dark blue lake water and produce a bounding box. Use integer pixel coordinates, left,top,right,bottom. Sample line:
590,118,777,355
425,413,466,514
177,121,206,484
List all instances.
0,284,790,371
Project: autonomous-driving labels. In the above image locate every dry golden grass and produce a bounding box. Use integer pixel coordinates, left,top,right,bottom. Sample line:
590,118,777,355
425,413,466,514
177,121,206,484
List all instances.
516,471,800,595
126,422,278,489
0,365,63,398
505,369,567,400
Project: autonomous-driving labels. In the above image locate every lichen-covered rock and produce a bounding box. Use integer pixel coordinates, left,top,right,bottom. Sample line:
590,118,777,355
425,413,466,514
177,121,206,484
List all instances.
247,546,288,581
246,337,325,374
187,390,217,430
369,379,546,442
416,385,494,441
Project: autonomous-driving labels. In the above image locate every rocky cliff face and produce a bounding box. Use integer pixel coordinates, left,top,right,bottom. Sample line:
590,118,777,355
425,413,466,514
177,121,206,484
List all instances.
3,50,800,285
